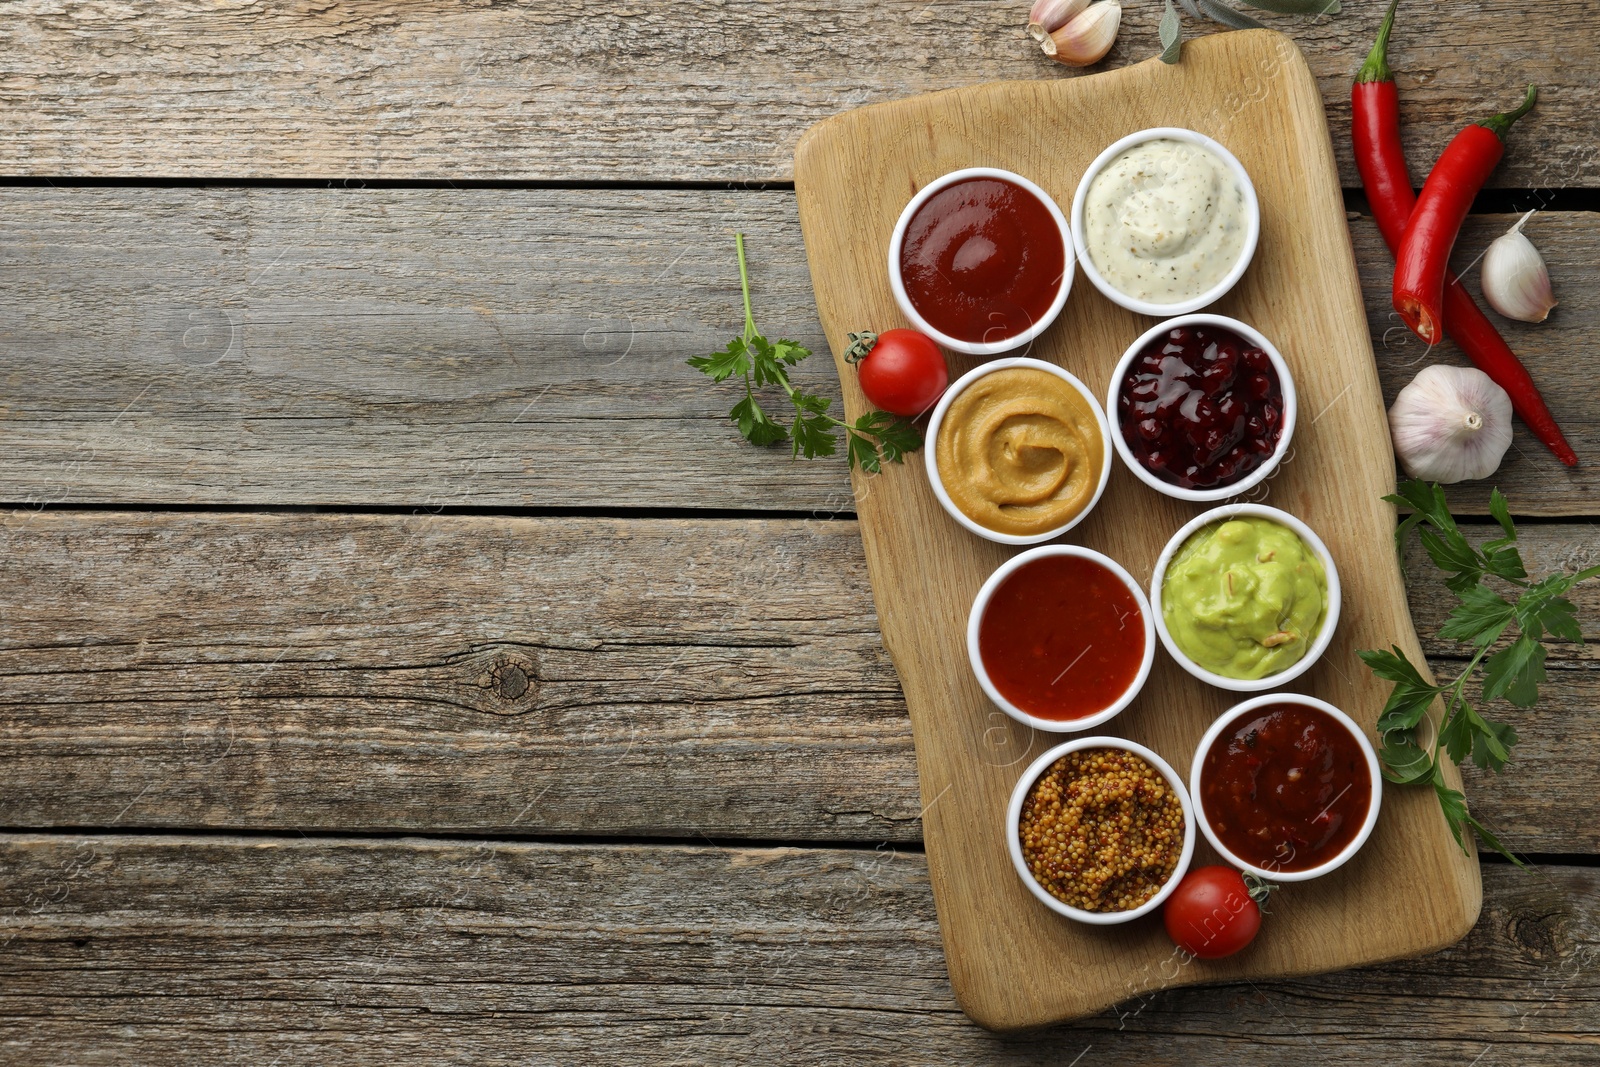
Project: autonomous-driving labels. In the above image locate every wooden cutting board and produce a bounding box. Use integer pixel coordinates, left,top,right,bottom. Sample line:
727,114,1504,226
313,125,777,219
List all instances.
793,29,1481,1031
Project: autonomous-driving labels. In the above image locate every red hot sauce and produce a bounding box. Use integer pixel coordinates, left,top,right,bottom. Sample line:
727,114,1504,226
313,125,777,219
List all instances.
978,554,1145,721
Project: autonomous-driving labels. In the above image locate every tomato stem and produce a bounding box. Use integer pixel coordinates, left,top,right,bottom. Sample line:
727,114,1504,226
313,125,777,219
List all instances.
1241,871,1279,911
843,331,879,365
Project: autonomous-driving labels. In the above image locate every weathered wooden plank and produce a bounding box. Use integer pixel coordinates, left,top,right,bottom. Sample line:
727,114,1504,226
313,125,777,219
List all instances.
0,3,1592,187
0,510,919,840
0,186,848,513
0,511,1593,852
1,188,1594,513
0,834,1594,1062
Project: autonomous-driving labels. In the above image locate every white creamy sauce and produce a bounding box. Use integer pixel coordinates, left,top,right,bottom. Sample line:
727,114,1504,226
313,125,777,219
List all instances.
1084,138,1247,304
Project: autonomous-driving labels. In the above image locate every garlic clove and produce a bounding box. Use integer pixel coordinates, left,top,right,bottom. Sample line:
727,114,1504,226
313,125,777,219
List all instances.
1041,0,1120,66
1480,209,1557,323
1387,364,1514,484
1028,0,1091,42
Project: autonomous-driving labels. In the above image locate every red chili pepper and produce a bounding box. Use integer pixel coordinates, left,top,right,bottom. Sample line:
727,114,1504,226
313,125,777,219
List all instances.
1391,82,1537,345
1354,3,1576,466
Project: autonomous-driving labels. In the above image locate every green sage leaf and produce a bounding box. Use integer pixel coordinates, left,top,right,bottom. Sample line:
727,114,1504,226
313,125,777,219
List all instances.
1198,0,1266,29
1159,0,1184,63
1237,0,1340,12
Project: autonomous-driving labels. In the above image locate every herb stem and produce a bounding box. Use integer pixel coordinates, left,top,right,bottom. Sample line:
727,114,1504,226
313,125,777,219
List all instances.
1366,480,1600,864
735,232,757,341
689,234,921,471
1434,643,1491,758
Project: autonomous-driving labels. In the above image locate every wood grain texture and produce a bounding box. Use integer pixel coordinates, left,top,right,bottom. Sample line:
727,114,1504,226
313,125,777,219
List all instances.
0,510,1593,851
0,185,844,513
0,834,1596,1065
0,186,1593,513
0,1,1593,187
0,510,919,841
798,32,1483,1030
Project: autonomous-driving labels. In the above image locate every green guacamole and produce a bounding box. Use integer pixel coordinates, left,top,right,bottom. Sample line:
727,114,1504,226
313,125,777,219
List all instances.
1162,517,1328,680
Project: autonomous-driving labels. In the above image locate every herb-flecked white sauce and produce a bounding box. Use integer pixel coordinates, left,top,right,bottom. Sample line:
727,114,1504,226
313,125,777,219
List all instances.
1083,138,1247,304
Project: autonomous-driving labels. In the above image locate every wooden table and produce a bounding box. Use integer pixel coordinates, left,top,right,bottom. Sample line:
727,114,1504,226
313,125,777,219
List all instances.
1,3,1595,1062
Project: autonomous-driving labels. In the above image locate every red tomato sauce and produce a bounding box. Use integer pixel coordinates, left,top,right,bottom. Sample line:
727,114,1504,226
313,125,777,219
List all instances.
900,177,1066,345
1199,702,1372,872
978,555,1145,720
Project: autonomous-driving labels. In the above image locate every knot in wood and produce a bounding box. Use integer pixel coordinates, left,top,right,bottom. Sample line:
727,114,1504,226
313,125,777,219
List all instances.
469,649,540,715
492,660,531,701
1507,908,1565,961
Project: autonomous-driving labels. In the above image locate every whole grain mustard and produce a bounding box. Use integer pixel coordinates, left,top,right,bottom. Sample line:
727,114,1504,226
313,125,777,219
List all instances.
1018,748,1185,912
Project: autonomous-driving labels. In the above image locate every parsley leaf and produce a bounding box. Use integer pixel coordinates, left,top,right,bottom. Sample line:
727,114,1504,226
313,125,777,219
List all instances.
1377,732,1434,785
1365,479,1599,865
686,338,751,383
1438,700,1514,771
1385,479,1454,557
855,410,921,466
1434,780,1524,867
847,431,883,474
1481,635,1547,707
1488,487,1516,541
1432,777,1470,851
689,234,922,472
1419,526,1484,592
1515,573,1584,642
792,411,838,460
1437,583,1515,648
1471,715,1518,774
768,338,810,366
730,395,787,448
1479,489,1529,583
1357,646,1442,732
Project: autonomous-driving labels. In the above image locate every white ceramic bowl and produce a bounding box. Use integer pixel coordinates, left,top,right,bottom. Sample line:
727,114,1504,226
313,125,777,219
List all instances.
1007,736,1196,924
1070,127,1261,317
1105,314,1298,503
924,358,1113,545
888,167,1074,357
1189,694,1383,882
967,545,1156,734
1150,503,1341,693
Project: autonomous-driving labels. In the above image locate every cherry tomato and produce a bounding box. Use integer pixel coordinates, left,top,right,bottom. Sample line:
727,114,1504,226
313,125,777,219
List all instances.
1163,866,1269,959
846,329,949,418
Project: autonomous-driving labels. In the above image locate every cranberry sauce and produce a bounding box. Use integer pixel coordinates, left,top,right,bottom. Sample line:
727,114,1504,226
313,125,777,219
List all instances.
1116,323,1284,491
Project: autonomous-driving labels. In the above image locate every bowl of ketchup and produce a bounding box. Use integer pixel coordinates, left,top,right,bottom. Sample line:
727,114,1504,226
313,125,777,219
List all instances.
967,545,1155,733
1190,695,1382,882
888,168,1073,356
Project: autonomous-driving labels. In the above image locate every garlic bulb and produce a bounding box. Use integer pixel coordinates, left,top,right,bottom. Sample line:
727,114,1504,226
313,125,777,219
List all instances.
1480,209,1557,323
1041,0,1120,66
1028,0,1091,41
1388,365,1514,484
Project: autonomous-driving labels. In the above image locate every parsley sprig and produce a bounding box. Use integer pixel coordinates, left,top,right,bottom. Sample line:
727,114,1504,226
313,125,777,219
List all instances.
687,234,921,473
1360,479,1600,866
